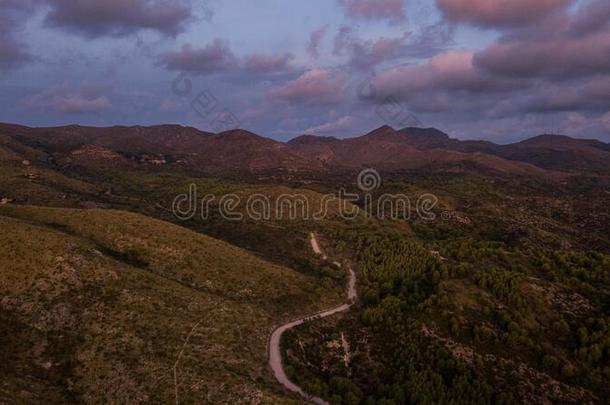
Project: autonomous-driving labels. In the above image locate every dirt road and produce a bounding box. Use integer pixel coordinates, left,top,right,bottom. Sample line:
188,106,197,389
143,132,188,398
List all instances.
268,233,357,404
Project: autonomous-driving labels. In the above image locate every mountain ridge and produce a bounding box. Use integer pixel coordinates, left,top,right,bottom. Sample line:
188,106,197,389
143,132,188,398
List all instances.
1,122,609,176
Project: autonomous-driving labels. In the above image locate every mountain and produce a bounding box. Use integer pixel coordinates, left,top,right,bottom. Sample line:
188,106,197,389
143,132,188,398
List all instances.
0,124,318,174
391,129,610,175
289,125,551,176
397,127,456,149
492,134,610,174
2,122,609,177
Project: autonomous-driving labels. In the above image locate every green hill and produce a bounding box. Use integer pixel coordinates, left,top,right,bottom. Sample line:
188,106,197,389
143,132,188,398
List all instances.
0,205,336,404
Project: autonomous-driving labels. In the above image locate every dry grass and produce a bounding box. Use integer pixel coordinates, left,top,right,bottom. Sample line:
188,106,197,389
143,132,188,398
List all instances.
0,204,335,404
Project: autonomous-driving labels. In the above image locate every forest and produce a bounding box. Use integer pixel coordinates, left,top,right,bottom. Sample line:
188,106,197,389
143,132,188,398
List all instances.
282,224,609,404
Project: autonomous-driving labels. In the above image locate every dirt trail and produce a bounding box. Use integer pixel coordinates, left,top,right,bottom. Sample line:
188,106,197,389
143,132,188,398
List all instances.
268,233,357,404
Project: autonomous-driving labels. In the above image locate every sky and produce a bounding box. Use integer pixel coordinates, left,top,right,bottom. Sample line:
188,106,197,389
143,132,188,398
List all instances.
1,0,610,143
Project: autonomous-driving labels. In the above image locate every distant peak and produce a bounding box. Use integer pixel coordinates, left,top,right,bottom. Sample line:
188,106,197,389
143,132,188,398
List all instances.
516,133,587,146
372,124,395,132
513,133,610,152
217,129,254,137
288,134,340,145
399,127,450,138
215,129,276,143
363,125,398,138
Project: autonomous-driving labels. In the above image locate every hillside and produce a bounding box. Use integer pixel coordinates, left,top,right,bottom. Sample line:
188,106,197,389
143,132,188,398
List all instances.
0,205,339,404
0,124,318,175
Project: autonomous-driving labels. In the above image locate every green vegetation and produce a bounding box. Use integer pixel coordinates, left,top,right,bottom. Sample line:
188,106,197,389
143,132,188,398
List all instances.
535,249,610,287
282,172,610,405
0,205,340,404
284,233,515,404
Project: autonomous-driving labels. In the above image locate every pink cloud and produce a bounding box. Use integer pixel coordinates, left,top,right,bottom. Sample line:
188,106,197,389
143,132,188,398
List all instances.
437,0,572,27
339,0,406,22
475,21,610,79
371,50,488,95
270,69,347,105
243,52,294,73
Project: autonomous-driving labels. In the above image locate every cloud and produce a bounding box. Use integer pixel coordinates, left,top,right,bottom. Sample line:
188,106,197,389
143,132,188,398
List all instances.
333,23,454,70
270,69,347,105
569,0,610,37
307,26,328,59
348,34,408,70
436,0,572,28
24,82,113,114
362,49,529,117
369,50,504,97
339,0,406,22
490,76,610,117
243,53,294,73
0,21,30,70
44,0,198,37
473,1,610,80
158,40,237,74
0,0,35,70
304,115,356,134
474,32,610,79
351,0,610,127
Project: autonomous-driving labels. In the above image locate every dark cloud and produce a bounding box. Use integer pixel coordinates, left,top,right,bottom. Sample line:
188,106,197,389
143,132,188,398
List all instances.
333,22,454,70
333,26,357,56
44,0,198,38
0,20,30,70
396,21,456,60
348,34,409,70
491,77,610,117
243,53,294,73
436,0,572,28
158,40,237,74
474,32,610,79
338,0,406,22
0,0,35,70
307,26,328,59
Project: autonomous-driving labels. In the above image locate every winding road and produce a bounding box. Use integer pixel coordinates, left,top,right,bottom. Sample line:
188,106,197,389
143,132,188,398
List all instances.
268,233,357,404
